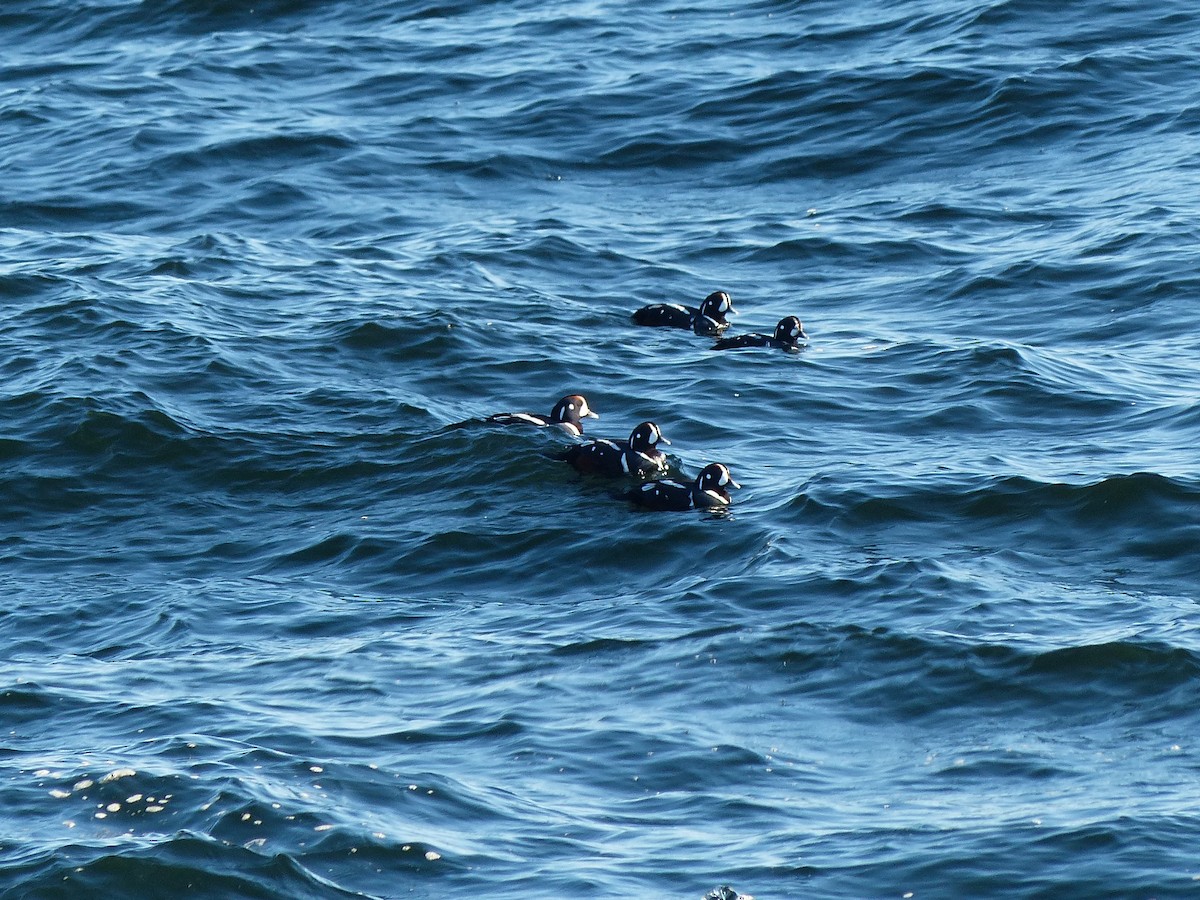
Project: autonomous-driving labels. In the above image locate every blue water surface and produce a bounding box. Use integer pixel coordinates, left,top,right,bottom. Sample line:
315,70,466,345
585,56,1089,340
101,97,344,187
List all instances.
2,1,1200,897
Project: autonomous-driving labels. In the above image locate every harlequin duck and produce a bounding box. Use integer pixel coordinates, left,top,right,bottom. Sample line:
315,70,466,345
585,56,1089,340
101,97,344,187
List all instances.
564,421,671,478
486,394,599,436
712,315,807,351
632,290,736,336
628,463,740,511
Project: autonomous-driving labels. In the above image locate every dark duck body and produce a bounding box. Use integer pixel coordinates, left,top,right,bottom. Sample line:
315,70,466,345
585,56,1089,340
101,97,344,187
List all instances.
713,315,807,351
632,290,736,336
486,394,599,436
628,463,740,511
564,422,670,478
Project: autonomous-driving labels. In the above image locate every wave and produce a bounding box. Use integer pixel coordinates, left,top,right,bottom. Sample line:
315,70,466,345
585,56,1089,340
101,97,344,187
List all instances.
746,620,1200,725
819,470,1199,527
157,133,354,174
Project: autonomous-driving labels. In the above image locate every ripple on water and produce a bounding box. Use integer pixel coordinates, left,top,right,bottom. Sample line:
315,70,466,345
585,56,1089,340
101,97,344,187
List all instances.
4,0,1200,897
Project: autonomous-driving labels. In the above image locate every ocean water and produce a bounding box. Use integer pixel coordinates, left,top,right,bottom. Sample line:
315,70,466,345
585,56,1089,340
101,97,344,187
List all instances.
2,0,1199,897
